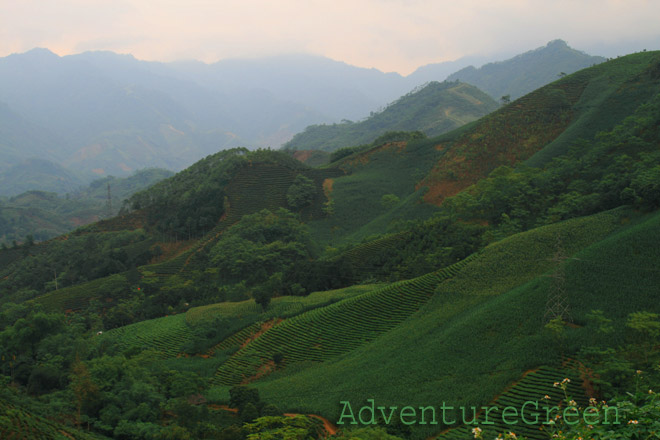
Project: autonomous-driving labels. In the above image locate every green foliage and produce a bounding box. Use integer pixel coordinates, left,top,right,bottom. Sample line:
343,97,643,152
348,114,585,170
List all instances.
307,134,442,246
209,209,312,287
446,39,605,100
0,49,659,440
443,89,660,234
127,148,308,237
0,168,172,245
330,145,363,163
337,426,405,440
0,397,108,439
286,175,316,210
380,194,400,209
0,229,150,303
211,255,478,385
284,81,497,152
244,415,321,440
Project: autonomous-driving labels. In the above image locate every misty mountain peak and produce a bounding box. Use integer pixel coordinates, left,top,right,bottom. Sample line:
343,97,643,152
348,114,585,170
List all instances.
23,47,59,60
546,39,569,48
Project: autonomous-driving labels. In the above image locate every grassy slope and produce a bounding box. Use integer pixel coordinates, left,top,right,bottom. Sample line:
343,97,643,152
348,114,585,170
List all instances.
420,51,660,206
237,208,654,439
307,138,442,246
284,81,498,152
0,398,110,440
210,255,478,386
446,39,605,101
527,50,660,166
97,284,380,360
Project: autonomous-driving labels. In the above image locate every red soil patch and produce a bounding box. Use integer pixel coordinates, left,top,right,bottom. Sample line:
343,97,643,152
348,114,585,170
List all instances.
68,215,100,227
419,81,588,206
284,413,338,436
563,358,597,398
241,360,277,384
241,318,283,349
209,404,239,413
293,150,313,164
322,178,334,198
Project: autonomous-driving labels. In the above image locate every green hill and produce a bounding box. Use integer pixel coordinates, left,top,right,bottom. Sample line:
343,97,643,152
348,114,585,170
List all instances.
420,50,660,206
0,168,173,245
283,81,498,152
0,50,659,440
447,39,606,100
0,158,89,197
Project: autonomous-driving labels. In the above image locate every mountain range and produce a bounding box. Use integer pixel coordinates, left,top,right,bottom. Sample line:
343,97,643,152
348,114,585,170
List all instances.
0,40,603,183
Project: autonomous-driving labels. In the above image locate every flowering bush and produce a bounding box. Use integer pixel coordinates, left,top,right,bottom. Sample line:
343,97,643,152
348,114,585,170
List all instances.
470,371,660,440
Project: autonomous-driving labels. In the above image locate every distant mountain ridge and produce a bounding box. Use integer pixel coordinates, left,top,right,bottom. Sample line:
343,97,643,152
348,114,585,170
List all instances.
283,80,499,152
0,40,604,181
0,158,89,196
0,168,173,244
447,39,606,100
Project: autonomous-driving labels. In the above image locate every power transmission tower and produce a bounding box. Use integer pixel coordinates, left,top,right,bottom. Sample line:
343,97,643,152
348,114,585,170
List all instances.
543,234,572,324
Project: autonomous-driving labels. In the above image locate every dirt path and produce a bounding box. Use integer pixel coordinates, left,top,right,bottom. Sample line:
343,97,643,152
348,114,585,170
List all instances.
284,413,338,436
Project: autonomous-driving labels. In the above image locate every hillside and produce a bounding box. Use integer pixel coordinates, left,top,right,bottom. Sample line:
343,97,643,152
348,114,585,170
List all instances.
447,39,605,100
0,41,603,181
420,50,660,206
0,158,90,196
0,168,173,245
283,81,499,152
0,50,659,440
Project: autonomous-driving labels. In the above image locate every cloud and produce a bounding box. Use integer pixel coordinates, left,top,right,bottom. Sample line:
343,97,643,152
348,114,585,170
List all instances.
1,0,659,74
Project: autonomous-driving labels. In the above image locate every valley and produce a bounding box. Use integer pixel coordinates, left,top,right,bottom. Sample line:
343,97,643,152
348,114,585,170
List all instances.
1,48,660,440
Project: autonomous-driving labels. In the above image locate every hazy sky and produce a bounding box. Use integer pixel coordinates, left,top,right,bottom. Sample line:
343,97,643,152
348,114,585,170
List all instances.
2,0,660,75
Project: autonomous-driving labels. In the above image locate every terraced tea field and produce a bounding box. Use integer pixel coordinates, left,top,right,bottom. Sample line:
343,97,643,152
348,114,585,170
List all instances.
0,399,107,440
33,273,129,311
440,366,588,440
186,284,378,325
99,313,194,358
211,254,479,385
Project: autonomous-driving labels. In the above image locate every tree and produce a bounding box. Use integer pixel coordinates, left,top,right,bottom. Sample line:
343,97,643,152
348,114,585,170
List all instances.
500,94,511,105
626,311,660,362
241,403,259,423
70,358,100,427
286,175,316,210
253,286,272,311
380,194,400,209
229,385,260,412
